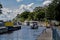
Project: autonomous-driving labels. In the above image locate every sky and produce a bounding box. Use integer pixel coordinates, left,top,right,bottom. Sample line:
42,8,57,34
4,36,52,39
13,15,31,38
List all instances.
0,0,52,21
0,0,44,9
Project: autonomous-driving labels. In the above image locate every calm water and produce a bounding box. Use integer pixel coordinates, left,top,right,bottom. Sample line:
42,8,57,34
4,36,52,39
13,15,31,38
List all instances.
0,26,45,40
52,27,60,40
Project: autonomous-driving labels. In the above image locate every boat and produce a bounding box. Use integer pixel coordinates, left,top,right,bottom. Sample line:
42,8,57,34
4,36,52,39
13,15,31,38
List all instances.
27,21,39,29
0,27,8,33
30,21,38,29
0,20,8,33
13,22,21,30
5,21,21,31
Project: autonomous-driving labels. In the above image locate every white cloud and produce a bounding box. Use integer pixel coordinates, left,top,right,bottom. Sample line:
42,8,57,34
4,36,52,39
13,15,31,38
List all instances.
14,3,34,14
16,0,23,2
0,3,34,21
43,0,53,6
0,8,13,21
2,8,12,14
28,3,34,7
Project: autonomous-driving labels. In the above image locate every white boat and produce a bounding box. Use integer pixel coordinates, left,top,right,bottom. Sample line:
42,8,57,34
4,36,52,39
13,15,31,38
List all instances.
0,20,8,33
0,27,8,33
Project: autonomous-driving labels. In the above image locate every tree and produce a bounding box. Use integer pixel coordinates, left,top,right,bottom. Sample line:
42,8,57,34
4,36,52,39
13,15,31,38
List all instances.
47,0,60,21
14,7,45,22
33,7,45,21
0,3,3,14
27,12,34,21
55,1,60,21
16,11,30,22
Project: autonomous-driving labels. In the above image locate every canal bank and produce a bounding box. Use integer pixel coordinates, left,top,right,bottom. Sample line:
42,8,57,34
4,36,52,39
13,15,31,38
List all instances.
37,28,52,40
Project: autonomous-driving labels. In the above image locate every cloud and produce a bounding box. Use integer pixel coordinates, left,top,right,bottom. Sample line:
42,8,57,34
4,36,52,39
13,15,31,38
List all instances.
0,8,13,21
20,3,34,12
28,3,34,7
2,8,12,14
42,0,53,6
16,0,23,2
14,3,34,14
0,3,34,21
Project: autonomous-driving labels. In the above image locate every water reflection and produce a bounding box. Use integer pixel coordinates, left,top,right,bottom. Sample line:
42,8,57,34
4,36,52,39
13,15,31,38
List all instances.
0,26,45,40
56,28,60,40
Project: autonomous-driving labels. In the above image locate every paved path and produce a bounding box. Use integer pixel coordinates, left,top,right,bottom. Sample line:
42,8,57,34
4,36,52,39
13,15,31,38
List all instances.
37,28,52,40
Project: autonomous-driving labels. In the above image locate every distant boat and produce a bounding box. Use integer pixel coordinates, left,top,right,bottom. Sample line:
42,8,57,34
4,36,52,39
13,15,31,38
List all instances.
0,20,8,33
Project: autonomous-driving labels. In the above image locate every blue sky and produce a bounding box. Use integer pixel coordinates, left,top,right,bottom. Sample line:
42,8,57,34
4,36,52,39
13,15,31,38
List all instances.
0,0,52,21
0,0,45,9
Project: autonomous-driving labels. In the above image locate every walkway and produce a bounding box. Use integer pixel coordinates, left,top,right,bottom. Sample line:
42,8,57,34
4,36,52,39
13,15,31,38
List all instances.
37,28,52,40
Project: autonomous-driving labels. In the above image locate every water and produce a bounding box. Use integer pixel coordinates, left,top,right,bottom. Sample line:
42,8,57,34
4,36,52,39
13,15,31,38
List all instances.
53,27,60,40
56,28,60,36
0,26,45,40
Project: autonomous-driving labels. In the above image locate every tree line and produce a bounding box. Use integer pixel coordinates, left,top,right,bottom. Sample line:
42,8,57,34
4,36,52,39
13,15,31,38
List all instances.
13,0,60,22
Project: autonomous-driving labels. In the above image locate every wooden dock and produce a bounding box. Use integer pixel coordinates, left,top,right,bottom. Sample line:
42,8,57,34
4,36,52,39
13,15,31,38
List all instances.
37,28,53,40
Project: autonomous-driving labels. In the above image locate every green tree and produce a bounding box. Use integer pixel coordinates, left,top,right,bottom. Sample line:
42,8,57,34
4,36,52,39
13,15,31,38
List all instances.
0,3,3,14
14,7,45,22
33,7,45,21
55,0,60,21
47,0,60,21
27,12,34,21
18,11,30,22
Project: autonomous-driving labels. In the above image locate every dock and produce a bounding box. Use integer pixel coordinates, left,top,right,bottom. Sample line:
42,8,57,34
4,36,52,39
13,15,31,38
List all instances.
37,28,52,40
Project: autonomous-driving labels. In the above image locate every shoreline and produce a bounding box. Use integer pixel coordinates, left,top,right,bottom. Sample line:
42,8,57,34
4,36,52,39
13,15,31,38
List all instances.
37,28,52,40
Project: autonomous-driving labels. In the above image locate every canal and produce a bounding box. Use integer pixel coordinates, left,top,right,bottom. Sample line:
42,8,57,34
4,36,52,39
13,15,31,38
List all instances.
52,27,60,40
0,26,45,40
